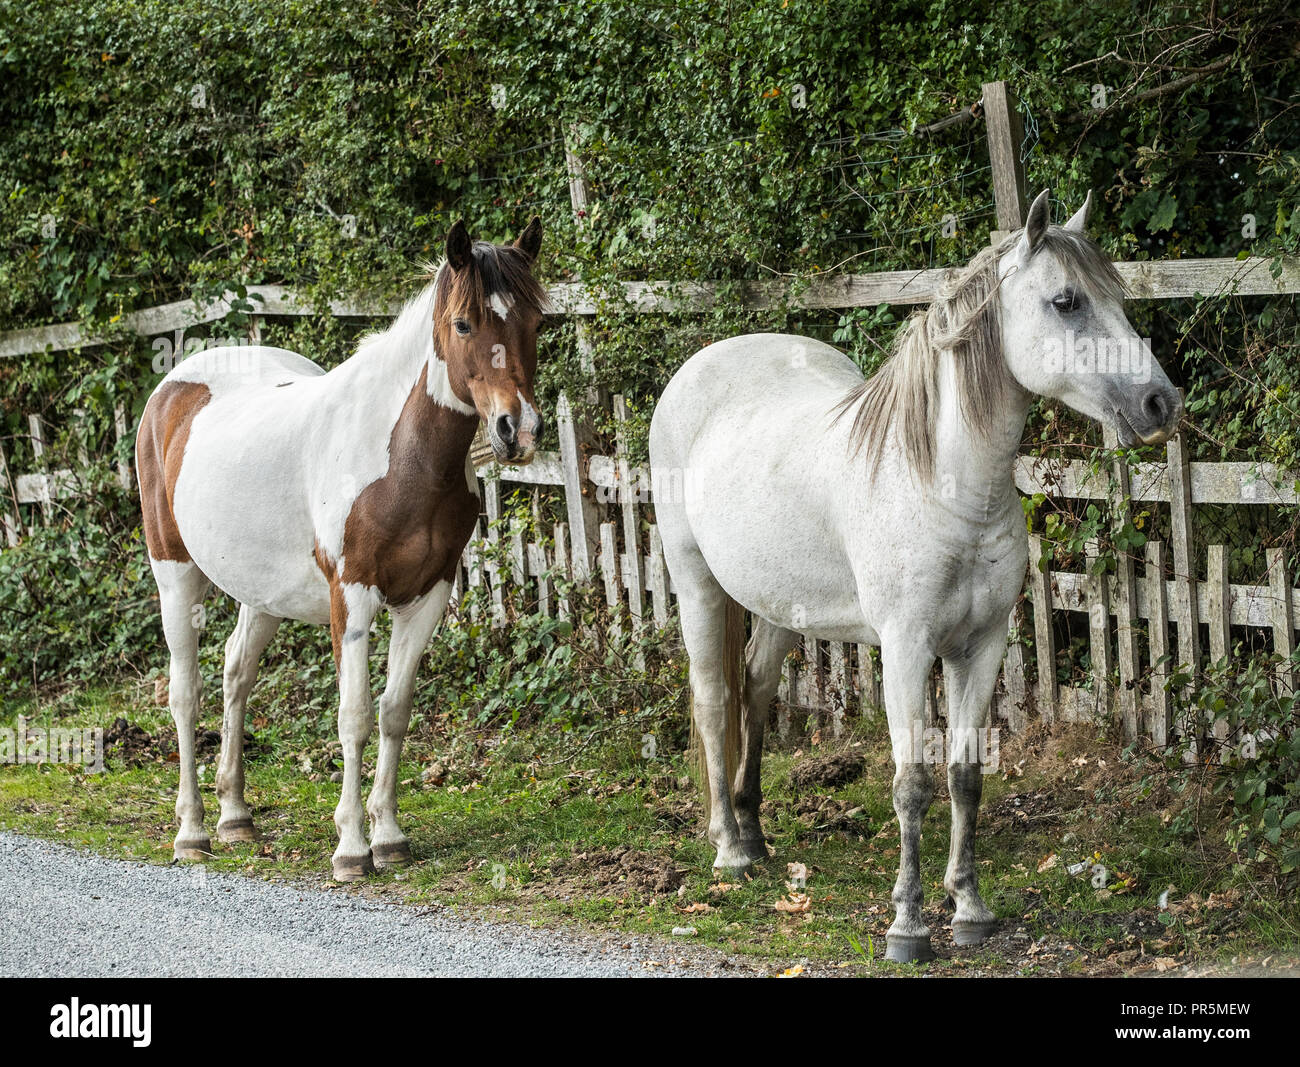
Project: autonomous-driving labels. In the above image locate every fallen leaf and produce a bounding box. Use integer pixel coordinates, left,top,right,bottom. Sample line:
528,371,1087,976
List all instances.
775,892,811,914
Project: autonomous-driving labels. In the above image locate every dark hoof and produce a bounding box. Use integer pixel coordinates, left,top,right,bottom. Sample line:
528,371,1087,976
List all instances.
952,920,998,946
885,935,936,963
216,818,258,844
372,840,412,868
332,852,374,882
738,837,770,860
173,837,212,861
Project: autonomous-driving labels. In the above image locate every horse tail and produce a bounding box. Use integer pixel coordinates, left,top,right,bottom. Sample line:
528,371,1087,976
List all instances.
692,594,746,827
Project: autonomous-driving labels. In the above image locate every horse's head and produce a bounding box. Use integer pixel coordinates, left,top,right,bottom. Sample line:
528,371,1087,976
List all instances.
998,189,1182,446
435,216,548,463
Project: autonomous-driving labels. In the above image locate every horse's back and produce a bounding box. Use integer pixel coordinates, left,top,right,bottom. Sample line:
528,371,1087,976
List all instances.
654,333,860,444
161,344,326,391
650,333,873,638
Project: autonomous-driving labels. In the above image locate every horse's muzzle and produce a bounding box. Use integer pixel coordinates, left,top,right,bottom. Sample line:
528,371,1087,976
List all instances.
489,411,542,465
1116,386,1182,447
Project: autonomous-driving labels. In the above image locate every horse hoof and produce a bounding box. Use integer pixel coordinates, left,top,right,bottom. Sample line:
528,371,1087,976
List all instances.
885,935,936,963
216,818,258,844
372,841,412,868
711,844,764,872
738,837,770,860
952,920,998,946
332,852,375,882
173,837,212,861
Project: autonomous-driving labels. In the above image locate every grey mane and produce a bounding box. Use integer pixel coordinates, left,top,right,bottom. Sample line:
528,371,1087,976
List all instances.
835,225,1126,483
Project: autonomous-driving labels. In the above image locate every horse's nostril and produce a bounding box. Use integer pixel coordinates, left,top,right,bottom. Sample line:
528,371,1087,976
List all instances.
1142,390,1170,426
495,413,517,442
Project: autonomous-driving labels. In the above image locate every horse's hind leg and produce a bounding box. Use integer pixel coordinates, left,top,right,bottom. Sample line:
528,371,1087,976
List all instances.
880,628,938,963
150,559,212,861
676,576,760,870
367,582,451,867
215,604,280,843
941,631,1004,946
733,618,798,856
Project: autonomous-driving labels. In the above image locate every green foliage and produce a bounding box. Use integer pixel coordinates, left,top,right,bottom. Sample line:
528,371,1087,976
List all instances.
1,0,1298,762
1172,651,1300,874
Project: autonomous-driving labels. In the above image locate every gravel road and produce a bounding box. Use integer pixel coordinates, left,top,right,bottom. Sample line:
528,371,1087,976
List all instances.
0,833,728,977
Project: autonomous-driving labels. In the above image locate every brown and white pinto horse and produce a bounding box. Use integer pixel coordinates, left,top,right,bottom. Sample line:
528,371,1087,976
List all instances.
136,218,547,880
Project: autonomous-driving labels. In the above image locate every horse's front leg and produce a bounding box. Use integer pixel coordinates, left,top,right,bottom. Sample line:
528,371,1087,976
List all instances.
367,582,451,867
330,585,382,882
941,631,1004,945
880,632,938,963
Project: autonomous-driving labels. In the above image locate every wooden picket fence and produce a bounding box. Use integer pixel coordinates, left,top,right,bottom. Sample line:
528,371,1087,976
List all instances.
2,81,1298,746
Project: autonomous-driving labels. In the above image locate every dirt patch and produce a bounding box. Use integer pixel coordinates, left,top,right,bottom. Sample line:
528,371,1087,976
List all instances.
651,794,702,831
788,794,875,840
985,788,1069,831
103,718,259,766
558,846,687,897
102,718,158,765
790,751,866,791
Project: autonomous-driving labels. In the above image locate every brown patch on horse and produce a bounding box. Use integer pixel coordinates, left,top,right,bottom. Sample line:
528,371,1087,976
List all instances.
337,366,481,606
136,380,212,562
312,539,347,667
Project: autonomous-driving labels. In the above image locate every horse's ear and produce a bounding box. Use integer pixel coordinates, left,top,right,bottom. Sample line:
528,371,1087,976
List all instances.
446,220,472,271
514,215,543,265
1020,188,1051,256
1064,189,1093,234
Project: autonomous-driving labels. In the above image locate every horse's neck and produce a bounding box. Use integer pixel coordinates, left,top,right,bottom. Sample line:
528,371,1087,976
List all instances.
390,367,478,479
331,298,477,487
931,348,1029,517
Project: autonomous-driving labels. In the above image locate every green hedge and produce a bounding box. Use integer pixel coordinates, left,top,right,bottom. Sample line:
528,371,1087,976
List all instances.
1,0,1298,697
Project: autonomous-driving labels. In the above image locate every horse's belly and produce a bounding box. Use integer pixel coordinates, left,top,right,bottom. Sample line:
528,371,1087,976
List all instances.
174,484,331,623
688,509,871,640
171,401,332,625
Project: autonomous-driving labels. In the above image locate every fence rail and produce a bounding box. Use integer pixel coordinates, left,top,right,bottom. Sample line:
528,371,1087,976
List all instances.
2,80,1297,748
3,255,1298,362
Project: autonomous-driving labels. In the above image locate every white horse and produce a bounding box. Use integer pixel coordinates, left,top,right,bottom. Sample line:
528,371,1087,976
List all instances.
650,190,1182,962
137,218,547,881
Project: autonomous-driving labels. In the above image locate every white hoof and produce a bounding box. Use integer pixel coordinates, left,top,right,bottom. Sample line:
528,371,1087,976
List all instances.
711,842,763,871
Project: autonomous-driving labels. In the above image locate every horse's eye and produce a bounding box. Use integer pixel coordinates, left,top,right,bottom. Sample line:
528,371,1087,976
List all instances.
1052,290,1081,313
454,319,471,336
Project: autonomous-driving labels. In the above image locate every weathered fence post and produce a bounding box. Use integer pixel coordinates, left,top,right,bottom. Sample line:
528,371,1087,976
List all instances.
1166,429,1201,758
982,80,1028,240
984,79,1036,733
1027,533,1058,724
1268,547,1295,696
558,127,605,582
1145,541,1173,745
1106,425,1142,740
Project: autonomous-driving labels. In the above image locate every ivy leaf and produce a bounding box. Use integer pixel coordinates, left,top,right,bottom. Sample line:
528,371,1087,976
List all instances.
1147,193,1177,233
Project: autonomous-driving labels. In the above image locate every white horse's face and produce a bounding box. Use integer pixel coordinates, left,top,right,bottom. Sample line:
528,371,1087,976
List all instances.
998,190,1182,446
